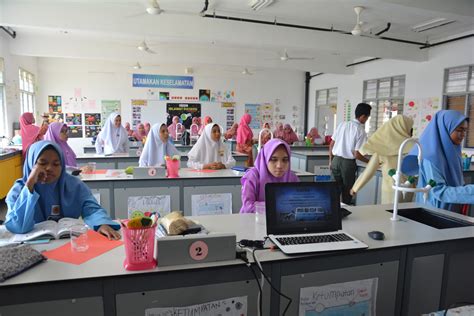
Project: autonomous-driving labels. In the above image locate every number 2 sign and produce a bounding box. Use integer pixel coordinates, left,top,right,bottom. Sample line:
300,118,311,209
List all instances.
189,241,209,261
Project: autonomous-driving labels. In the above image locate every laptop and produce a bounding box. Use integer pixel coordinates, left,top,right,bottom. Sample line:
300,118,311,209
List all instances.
265,182,368,254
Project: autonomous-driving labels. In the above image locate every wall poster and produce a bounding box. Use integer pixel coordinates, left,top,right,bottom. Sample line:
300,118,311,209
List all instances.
166,103,201,129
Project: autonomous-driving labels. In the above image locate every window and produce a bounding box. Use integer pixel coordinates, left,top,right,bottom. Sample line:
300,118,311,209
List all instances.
444,65,474,147
315,88,337,136
0,58,6,137
362,75,405,136
19,68,36,114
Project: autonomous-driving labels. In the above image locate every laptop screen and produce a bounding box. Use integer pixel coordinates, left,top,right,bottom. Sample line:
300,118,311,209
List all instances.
265,182,341,235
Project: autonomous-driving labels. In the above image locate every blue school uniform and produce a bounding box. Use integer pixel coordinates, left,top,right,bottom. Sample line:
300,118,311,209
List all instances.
5,141,119,234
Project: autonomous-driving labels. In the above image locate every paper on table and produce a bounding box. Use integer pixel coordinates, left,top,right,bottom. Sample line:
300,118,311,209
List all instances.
42,230,123,265
82,169,107,175
191,193,232,216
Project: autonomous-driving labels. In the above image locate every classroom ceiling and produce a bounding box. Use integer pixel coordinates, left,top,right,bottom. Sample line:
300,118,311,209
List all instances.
0,0,473,74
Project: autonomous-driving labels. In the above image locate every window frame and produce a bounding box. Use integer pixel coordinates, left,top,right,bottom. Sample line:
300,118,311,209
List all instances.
362,75,406,136
443,64,474,148
19,67,36,115
0,58,6,137
314,87,338,136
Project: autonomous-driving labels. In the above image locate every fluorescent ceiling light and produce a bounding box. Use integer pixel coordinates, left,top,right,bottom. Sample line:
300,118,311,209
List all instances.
412,18,455,32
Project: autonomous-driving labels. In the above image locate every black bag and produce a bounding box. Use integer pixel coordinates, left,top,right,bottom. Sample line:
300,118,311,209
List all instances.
181,130,190,145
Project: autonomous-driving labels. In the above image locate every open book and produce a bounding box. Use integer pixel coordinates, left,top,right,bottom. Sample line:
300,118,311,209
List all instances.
10,218,85,243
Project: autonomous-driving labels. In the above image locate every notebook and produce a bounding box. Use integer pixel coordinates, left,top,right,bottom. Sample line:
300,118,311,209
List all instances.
265,182,368,254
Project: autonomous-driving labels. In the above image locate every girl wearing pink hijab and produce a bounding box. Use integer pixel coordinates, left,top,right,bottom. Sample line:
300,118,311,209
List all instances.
144,122,151,135
125,122,134,137
198,116,213,136
20,112,47,155
43,122,77,168
240,138,299,213
190,117,200,137
168,116,185,140
282,124,299,145
273,122,284,139
224,123,238,140
236,114,254,167
306,127,324,145
132,123,147,142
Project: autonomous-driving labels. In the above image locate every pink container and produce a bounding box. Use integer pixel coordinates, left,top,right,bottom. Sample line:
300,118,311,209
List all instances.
123,225,157,271
166,159,180,178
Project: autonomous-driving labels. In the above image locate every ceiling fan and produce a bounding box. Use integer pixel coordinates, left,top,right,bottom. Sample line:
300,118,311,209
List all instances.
146,0,164,15
137,40,157,54
131,62,160,70
241,68,254,75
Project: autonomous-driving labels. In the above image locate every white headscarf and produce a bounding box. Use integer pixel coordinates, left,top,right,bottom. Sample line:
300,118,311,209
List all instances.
139,123,180,167
96,112,128,155
187,123,232,165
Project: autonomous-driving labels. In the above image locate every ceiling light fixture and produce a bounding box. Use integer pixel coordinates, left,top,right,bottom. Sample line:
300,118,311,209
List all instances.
133,62,142,70
412,18,455,32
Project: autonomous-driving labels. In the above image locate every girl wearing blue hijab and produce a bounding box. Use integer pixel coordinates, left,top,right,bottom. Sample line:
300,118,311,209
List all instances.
410,110,474,212
5,141,121,239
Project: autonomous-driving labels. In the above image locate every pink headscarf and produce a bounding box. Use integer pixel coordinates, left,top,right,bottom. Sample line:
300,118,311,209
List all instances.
168,116,185,139
224,123,239,140
125,122,133,136
43,122,77,168
307,127,321,141
20,112,41,154
144,122,151,135
132,123,147,141
273,122,284,139
237,114,253,145
282,124,299,145
198,116,212,135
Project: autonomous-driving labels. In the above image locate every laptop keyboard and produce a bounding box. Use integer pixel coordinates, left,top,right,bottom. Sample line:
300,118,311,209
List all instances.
276,233,353,245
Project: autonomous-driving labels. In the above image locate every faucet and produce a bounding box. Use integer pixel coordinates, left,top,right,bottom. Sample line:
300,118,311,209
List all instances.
257,128,273,152
391,137,434,221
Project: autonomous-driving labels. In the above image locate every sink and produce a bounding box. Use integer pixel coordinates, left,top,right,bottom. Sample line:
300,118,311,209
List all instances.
386,208,474,229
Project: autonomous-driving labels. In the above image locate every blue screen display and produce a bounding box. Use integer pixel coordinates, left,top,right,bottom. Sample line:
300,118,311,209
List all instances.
273,186,333,225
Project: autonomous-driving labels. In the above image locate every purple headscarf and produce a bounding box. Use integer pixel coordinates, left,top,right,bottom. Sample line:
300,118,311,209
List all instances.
43,122,77,168
240,138,299,212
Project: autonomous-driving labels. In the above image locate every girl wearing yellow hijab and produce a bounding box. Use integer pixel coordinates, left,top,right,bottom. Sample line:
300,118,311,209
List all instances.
351,115,414,204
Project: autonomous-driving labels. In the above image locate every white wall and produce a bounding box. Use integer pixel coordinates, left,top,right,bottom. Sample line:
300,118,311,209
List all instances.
308,37,474,137
36,58,305,152
0,32,38,137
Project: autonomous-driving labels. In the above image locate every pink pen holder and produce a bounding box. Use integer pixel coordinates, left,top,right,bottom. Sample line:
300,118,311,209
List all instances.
123,224,157,271
166,159,180,178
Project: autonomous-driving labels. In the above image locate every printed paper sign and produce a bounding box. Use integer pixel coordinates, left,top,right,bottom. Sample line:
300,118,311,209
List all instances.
191,193,232,216
145,296,247,316
127,195,171,218
299,278,378,316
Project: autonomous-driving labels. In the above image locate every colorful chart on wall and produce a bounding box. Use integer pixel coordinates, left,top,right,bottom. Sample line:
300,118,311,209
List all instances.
85,126,101,138
159,92,169,101
343,100,352,122
260,103,274,128
65,113,82,126
166,103,201,129
404,97,440,137
299,278,378,316
67,125,83,138
101,100,121,126
83,99,99,112
48,96,62,113
244,104,260,129
211,90,235,102
245,103,273,129
47,113,64,124
85,113,101,126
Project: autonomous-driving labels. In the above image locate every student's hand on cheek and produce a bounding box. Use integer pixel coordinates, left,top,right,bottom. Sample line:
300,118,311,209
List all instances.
98,225,121,240
26,165,47,192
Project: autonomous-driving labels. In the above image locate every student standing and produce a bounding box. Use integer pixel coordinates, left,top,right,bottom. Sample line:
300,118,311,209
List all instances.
139,123,180,167
410,110,474,212
187,123,235,170
236,114,255,167
20,112,48,155
95,113,129,155
43,122,78,169
240,138,299,213
5,141,120,239
351,115,414,204
329,103,371,204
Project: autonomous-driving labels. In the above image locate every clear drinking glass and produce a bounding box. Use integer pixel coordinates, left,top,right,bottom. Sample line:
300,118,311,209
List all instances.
255,201,266,225
87,162,96,174
70,225,89,252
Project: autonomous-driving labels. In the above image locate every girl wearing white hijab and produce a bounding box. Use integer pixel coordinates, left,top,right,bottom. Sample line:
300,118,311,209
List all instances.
139,123,180,167
187,123,236,170
95,113,129,155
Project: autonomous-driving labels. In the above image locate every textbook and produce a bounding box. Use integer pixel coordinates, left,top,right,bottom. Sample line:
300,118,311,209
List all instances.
10,218,85,243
